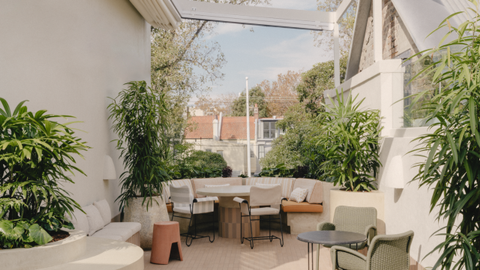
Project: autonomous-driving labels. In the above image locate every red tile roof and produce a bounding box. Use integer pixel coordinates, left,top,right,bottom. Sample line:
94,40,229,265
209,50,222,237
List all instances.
185,116,215,139
184,116,255,140
220,116,255,140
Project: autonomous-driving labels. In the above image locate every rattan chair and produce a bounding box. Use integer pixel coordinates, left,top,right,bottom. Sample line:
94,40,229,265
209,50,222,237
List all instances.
330,230,414,270
170,185,216,246
233,185,284,249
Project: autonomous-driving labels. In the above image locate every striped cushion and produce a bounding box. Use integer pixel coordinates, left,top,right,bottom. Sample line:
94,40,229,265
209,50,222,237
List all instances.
162,179,193,203
246,178,295,199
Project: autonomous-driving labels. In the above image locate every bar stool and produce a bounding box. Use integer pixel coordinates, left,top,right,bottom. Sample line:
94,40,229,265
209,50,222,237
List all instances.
150,221,183,265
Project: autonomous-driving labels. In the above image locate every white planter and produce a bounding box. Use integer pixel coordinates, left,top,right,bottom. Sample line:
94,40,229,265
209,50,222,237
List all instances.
330,188,386,234
0,230,86,270
124,196,170,249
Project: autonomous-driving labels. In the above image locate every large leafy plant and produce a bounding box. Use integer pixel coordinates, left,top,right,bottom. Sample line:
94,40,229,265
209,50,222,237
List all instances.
0,98,88,249
318,91,382,191
108,81,170,210
409,5,480,269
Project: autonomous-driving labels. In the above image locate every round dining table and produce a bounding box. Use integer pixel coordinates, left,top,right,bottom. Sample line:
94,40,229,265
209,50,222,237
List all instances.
196,185,260,239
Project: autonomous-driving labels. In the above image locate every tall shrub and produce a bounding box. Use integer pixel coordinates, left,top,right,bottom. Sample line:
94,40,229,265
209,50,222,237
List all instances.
108,81,170,210
409,6,480,269
0,98,88,248
318,90,382,191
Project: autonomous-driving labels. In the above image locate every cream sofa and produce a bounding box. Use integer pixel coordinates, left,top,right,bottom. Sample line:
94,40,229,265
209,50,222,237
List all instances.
162,177,332,234
68,199,141,246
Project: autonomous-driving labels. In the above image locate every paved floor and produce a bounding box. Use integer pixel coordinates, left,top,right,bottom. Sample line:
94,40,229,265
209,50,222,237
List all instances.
144,230,333,270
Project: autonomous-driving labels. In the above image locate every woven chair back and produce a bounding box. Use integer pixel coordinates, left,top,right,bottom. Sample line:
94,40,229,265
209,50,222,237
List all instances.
333,206,377,235
368,230,414,270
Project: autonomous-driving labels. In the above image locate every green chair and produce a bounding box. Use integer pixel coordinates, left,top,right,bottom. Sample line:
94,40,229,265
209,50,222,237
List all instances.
330,230,414,270
316,206,377,270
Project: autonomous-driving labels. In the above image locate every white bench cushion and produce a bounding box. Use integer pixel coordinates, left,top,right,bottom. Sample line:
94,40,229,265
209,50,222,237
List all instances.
103,222,141,236
94,199,112,226
90,230,123,241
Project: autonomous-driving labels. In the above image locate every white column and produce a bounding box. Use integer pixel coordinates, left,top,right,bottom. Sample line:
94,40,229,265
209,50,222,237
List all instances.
334,22,340,88
373,0,383,62
246,77,251,176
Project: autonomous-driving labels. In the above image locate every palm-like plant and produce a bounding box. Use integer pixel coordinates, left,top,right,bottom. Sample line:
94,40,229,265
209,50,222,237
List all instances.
0,98,88,249
108,81,170,211
318,90,382,191
409,5,480,269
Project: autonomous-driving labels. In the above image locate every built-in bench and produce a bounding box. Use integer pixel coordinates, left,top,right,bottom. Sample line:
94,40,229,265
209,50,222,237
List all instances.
68,199,141,246
162,177,333,234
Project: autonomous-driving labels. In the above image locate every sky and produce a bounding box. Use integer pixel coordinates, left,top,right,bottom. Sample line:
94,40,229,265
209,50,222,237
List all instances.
191,0,334,104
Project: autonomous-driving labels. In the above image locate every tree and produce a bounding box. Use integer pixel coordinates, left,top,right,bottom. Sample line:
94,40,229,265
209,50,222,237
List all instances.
150,0,270,145
194,93,237,116
230,86,268,117
296,54,348,115
260,103,324,179
314,0,357,54
259,70,301,117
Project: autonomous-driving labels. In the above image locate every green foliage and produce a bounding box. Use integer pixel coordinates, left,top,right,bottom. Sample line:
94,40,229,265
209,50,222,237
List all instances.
259,164,294,177
317,90,382,192
296,55,348,116
0,98,88,249
260,104,325,179
408,6,480,269
168,146,225,179
230,86,268,117
108,81,171,211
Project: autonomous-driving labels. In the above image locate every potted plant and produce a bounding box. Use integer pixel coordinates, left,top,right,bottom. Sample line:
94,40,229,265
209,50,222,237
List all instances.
409,6,480,269
108,81,170,249
317,90,384,228
0,98,88,249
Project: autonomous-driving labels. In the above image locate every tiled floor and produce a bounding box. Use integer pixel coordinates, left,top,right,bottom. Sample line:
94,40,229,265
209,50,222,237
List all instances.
144,230,333,270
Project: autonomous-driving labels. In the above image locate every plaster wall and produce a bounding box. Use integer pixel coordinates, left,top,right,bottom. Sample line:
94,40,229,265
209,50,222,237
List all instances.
0,0,151,216
329,60,444,268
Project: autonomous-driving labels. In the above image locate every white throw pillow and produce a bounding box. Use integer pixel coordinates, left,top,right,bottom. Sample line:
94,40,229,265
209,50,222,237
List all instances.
289,188,308,203
93,199,112,227
83,205,105,236
68,208,89,235
205,184,230,188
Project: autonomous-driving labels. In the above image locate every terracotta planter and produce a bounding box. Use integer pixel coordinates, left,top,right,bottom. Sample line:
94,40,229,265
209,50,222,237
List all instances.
329,188,386,234
124,196,170,249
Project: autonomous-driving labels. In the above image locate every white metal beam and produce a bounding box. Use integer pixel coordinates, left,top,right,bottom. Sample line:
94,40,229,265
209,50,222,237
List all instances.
171,0,335,31
335,0,355,22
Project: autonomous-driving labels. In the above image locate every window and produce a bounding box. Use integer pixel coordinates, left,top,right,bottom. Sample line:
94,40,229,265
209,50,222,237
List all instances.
217,150,223,157
206,149,212,152
263,121,276,139
258,145,265,159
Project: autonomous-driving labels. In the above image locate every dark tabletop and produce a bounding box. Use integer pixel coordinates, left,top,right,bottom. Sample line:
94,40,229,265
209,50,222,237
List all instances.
297,231,367,245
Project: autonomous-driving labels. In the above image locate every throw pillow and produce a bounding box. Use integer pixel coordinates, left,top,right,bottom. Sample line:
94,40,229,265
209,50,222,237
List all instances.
83,205,105,236
68,208,89,235
290,188,308,203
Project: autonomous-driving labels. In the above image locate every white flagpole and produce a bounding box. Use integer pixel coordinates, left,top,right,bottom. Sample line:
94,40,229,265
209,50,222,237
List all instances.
246,77,251,176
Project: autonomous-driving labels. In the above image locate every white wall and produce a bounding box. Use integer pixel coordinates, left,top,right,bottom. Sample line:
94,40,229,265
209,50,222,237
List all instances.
329,60,444,268
0,0,151,217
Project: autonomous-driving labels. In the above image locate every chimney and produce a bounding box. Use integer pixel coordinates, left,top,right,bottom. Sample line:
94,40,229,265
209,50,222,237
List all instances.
213,115,219,140
254,103,259,120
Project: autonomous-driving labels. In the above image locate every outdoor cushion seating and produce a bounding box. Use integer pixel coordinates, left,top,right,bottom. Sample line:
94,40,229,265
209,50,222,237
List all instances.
330,230,414,270
164,177,330,234
170,185,216,246
234,185,284,249
68,199,141,246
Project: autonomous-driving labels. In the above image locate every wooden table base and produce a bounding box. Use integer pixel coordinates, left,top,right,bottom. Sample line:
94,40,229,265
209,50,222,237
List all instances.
218,206,260,239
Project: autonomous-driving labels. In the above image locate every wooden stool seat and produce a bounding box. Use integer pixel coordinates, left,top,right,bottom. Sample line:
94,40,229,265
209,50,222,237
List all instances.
150,221,183,265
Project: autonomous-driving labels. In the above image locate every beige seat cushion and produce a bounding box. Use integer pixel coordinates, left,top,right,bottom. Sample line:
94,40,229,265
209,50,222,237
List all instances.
282,200,323,213
295,178,324,204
